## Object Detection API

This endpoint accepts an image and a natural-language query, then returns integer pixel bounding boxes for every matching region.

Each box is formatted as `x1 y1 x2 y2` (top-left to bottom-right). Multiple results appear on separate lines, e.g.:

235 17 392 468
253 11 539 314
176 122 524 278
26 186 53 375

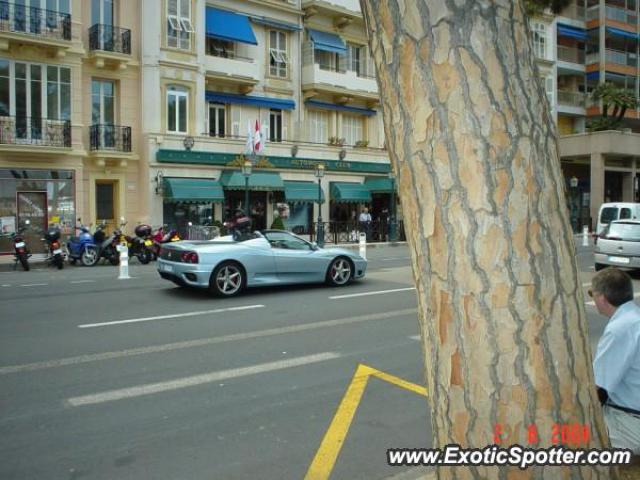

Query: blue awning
586 71 599 81
606 27 639 41
305 100 376 117
205 92 296 110
308 29 346 55
205 7 257 45
250 16 301 32
605 71 630 81
557 24 587 41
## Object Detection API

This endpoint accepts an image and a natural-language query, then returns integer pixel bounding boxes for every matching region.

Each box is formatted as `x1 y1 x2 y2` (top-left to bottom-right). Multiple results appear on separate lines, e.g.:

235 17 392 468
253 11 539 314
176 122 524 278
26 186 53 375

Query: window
96 182 115 220
269 109 282 142
341 115 363 146
316 50 340 72
167 0 191 50
348 43 364 76
208 102 225 137
269 30 288 77
264 231 311 250
167 86 188 133
308 110 328 144
532 22 547 59
206 38 235 58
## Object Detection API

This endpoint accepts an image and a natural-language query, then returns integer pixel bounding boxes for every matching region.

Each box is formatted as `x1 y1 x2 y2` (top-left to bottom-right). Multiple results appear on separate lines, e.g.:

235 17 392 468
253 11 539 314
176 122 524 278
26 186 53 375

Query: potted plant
354 140 369 148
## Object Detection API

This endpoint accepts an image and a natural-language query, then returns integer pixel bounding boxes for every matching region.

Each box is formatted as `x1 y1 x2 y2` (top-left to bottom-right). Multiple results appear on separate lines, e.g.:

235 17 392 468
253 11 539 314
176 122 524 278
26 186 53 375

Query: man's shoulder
608 302 640 333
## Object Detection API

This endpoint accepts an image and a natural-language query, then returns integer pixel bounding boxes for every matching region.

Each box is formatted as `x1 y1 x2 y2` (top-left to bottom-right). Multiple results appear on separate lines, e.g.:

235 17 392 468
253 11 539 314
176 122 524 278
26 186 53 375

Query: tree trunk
360 1 612 478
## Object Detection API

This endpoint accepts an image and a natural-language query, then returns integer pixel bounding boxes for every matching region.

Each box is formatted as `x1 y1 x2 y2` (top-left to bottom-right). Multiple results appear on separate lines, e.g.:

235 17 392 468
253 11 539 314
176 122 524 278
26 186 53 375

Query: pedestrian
590 267 640 455
358 207 372 241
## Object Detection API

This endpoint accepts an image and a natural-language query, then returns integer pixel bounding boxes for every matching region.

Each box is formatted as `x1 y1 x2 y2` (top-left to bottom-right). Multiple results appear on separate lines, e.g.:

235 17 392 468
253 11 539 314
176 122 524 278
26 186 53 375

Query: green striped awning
220 171 284 191
163 177 225 203
283 181 325 203
364 176 395 193
330 182 372 203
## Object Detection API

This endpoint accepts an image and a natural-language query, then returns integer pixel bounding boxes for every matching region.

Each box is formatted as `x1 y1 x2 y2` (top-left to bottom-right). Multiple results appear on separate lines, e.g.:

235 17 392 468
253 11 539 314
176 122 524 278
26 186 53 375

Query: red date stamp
494 423 590 447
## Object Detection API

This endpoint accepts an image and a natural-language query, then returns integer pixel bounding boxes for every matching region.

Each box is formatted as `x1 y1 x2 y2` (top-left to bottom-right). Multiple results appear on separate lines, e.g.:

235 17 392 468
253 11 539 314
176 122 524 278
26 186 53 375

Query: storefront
162 177 224 237
0 168 76 254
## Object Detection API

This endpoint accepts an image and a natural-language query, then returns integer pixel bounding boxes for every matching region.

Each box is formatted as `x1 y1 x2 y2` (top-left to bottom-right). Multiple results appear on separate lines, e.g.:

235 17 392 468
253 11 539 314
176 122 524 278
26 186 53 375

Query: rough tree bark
360 1 612 478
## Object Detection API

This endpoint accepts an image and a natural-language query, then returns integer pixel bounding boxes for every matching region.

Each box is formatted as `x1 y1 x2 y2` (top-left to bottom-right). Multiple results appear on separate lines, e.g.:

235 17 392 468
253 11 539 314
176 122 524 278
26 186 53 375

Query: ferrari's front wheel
326 257 353 286
210 261 245 297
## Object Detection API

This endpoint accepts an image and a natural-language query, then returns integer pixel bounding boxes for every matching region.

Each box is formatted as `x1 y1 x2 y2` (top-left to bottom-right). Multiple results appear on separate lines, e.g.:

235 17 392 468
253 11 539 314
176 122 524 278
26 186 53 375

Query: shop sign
156 150 390 174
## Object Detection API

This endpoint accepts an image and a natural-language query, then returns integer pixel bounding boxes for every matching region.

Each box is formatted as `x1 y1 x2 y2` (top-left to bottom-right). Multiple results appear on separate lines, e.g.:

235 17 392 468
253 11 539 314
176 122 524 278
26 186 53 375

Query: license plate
53 248 62 255
15 242 25 248
608 256 630 264
144 240 153 246
161 263 173 272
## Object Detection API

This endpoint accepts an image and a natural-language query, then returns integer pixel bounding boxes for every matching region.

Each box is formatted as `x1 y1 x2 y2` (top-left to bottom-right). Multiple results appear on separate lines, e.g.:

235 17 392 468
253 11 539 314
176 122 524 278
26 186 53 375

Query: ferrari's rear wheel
326 257 353 286
210 261 245 297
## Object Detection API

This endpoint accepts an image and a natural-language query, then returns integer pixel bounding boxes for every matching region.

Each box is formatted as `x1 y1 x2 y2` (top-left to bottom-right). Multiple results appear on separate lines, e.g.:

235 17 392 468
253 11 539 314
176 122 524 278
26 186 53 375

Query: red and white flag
253 119 262 154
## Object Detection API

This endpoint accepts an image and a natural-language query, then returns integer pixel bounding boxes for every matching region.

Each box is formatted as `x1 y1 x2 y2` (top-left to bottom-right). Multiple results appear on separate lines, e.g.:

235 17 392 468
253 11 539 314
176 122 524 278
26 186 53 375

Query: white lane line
1 284 10 287
380 257 410 261
78 304 265 329
20 283 48 287
66 352 341 407
409 335 421 341
70 280 96 284
585 291 640 306
330 287 416 299
1 308 417 375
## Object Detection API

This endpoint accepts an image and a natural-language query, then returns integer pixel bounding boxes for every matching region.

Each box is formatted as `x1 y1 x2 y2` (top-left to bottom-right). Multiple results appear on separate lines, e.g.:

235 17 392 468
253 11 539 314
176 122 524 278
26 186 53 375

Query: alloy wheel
215 264 243 295
330 258 352 285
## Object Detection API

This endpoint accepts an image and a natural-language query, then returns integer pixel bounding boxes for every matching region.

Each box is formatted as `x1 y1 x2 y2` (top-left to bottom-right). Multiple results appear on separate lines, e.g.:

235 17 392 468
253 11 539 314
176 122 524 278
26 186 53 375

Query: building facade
142 0 398 242
0 0 141 253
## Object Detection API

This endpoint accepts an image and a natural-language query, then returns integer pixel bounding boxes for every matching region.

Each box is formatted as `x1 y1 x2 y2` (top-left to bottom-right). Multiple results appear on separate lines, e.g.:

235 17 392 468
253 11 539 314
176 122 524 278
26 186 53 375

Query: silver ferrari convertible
157 230 367 296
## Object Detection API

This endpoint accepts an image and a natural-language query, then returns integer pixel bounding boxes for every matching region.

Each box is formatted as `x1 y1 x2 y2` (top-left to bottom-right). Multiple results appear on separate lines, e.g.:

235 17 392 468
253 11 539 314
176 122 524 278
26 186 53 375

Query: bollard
359 232 367 260
582 226 589 247
117 243 130 280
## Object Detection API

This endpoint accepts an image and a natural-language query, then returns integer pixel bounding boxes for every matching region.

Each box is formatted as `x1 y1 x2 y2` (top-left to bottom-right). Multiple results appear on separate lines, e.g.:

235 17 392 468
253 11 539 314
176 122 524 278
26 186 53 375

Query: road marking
380 257 410 261
70 280 96 284
20 283 48 287
329 287 415 299
305 364 427 480
77 304 265 328
1 284 10 287
585 291 640 306
66 352 341 407
0 308 417 375
408 335 420 341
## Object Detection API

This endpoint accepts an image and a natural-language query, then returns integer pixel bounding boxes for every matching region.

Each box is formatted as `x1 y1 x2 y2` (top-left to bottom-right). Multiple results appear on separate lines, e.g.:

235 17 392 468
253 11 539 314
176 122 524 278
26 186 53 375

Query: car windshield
600 207 618 224
606 223 640 241
263 231 311 250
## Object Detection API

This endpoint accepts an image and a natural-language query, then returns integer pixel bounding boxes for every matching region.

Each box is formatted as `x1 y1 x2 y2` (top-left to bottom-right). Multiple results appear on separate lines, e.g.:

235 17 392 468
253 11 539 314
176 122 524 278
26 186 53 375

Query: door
91 79 115 148
91 0 114 50
17 191 47 253
263 231 326 283
95 180 117 232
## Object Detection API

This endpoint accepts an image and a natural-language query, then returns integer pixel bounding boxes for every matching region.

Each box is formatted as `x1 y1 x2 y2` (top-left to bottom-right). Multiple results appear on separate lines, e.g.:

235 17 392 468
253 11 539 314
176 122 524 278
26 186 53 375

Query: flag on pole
245 120 254 155
253 119 262 154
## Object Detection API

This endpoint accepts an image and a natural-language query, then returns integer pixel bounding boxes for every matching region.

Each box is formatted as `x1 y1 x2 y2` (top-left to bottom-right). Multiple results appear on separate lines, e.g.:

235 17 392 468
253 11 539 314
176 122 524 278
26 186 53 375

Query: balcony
0 116 70 148
90 124 132 153
302 0 361 29
559 2 586 21
87 24 133 69
204 49 260 91
0 1 70 55
558 46 585 64
605 48 638 67
605 4 637 24
558 90 587 108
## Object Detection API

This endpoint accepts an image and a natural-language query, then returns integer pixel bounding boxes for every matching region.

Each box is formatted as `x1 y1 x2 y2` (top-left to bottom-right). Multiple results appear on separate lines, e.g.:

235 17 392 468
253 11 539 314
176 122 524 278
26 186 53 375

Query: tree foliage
589 82 639 131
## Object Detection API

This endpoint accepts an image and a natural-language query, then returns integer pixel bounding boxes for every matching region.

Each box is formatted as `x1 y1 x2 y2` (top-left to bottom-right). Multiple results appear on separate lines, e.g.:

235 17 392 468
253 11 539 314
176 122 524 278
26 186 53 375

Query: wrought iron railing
186 225 220 240
0 116 71 147
89 124 132 152
0 1 71 41
309 220 406 244
88 24 131 55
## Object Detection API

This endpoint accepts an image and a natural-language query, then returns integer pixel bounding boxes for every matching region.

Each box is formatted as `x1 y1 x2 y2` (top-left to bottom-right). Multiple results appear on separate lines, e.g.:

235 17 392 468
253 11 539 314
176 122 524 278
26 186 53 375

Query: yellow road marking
304 364 427 480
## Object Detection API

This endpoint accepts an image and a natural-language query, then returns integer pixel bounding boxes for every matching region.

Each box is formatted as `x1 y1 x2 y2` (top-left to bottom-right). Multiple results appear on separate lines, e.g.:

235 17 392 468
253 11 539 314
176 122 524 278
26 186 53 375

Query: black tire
325 257 353 286
137 251 151 265
209 261 245 297
19 253 29 271
81 246 99 267
55 254 64 269
109 254 119 266
595 263 606 271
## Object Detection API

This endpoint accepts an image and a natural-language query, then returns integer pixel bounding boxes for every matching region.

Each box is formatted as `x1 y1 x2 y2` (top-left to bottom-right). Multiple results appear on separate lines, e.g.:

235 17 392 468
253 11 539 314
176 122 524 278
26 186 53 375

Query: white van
596 202 640 234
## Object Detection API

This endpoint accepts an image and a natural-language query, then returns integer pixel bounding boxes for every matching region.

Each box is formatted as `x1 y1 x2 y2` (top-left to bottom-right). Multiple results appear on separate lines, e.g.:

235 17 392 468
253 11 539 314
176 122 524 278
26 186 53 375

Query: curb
333 241 408 249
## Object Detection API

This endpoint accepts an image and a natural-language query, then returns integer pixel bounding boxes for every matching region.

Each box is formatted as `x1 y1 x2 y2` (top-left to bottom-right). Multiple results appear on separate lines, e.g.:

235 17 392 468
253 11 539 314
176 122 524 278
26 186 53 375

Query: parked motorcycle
151 225 181 259
66 222 102 266
127 224 154 264
5 223 31 271
43 227 64 269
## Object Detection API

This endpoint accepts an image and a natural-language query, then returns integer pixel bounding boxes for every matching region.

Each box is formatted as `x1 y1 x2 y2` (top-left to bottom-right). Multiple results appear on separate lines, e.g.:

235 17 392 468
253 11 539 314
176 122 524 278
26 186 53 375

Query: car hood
322 246 364 260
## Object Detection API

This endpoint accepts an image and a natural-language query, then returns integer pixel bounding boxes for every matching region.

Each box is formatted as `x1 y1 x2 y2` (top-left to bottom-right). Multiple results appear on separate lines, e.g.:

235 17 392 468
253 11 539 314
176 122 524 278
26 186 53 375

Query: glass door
17 191 47 253
91 0 113 50
91 79 115 149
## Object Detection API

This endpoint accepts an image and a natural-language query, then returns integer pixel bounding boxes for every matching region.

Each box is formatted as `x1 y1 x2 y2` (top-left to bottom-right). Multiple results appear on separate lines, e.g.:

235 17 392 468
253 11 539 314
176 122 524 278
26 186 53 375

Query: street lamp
242 160 252 215
569 176 579 232
315 163 325 247
388 170 397 242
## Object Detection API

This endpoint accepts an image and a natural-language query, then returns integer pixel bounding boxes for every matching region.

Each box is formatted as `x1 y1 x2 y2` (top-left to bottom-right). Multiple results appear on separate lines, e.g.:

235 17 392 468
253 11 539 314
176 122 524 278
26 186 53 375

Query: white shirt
593 300 640 411
359 212 371 222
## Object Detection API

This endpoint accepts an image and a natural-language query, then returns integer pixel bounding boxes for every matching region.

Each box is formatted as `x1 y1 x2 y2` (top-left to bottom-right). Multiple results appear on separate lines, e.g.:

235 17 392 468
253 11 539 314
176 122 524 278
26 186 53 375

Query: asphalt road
0 240 624 480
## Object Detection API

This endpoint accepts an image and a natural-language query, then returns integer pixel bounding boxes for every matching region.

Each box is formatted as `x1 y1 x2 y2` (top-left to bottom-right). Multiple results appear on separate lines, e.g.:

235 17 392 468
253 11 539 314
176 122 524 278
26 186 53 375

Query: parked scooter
5 220 31 271
127 224 154 264
151 225 181 259
43 226 64 269
66 221 102 266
